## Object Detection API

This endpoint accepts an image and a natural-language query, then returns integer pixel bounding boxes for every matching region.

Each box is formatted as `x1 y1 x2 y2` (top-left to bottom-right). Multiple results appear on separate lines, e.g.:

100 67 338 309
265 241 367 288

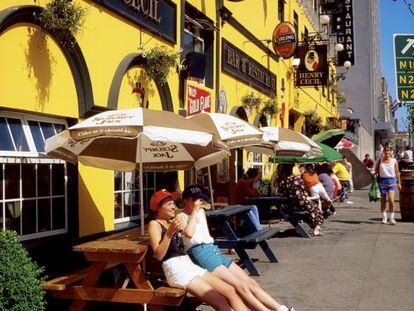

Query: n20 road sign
394 34 414 104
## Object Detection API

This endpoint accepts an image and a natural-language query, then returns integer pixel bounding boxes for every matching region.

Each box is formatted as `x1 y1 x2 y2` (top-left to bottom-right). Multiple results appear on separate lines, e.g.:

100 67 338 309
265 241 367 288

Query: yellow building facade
0 0 338 248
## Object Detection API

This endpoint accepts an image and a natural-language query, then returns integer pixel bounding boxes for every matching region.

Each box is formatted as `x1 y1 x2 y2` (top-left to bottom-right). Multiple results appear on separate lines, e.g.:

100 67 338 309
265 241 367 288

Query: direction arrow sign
394 34 414 104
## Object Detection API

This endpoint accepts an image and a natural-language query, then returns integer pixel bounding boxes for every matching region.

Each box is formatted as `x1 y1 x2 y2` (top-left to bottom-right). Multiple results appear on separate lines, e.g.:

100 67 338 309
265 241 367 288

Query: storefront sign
222 39 276 96
91 0 176 43
185 80 212 116
218 89 228 114
272 22 297 59
335 0 355 66
295 44 328 87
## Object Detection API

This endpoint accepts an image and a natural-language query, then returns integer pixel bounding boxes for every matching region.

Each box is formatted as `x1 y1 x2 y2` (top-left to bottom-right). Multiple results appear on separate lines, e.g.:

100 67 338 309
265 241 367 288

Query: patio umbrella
312 129 346 148
45 107 229 234
188 112 264 148
246 126 322 157
188 112 265 207
271 142 343 164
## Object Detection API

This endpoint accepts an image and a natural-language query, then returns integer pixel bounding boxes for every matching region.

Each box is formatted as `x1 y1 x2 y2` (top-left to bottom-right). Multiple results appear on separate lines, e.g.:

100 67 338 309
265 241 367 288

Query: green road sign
394 34 414 104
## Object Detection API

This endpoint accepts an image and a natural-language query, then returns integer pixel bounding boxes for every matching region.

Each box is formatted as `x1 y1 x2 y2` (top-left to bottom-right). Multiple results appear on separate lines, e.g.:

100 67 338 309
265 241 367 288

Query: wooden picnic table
206 205 279 276
247 195 288 224
41 228 186 311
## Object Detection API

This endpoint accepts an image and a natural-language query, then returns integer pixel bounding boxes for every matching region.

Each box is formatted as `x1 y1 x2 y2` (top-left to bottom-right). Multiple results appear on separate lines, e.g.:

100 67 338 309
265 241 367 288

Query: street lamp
335 61 352 81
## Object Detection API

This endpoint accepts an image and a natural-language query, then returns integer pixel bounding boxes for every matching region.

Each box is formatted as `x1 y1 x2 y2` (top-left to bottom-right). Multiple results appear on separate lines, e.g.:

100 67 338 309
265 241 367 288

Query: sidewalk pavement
203 189 414 311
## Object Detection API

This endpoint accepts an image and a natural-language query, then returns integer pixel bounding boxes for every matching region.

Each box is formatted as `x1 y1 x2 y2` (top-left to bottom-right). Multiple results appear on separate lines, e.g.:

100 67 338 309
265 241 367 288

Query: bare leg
228 263 281 311
186 276 233 311
201 272 249 311
212 265 270 311
388 190 395 213
380 193 387 213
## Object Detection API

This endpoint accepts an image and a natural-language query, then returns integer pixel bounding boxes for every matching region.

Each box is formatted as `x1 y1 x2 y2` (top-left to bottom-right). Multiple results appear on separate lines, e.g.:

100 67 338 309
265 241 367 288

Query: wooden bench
278 208 313 238
41 228 188 310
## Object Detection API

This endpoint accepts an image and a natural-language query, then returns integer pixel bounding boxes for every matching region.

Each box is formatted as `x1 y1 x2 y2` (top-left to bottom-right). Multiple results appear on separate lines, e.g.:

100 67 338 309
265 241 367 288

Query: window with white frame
114 171 156 224
252 153 264 172
183 15 205 56
0 111 68 241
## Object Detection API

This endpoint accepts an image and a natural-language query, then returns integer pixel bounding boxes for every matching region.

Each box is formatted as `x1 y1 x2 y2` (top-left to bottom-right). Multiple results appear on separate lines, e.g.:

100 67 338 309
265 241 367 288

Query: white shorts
310 183 331 202
162 255 207 289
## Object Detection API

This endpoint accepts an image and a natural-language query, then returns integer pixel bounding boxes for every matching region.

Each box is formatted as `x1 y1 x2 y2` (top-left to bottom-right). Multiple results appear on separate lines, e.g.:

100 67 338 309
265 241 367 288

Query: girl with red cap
148 189 248 311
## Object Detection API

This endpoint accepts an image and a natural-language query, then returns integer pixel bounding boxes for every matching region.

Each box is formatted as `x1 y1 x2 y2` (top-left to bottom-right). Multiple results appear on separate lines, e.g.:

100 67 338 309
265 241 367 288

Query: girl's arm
183 206 201 238
148 220 179 261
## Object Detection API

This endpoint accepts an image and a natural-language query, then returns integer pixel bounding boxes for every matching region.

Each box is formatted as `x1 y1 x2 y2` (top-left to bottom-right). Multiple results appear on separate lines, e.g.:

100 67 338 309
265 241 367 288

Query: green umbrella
271 142 343 164
312 129 346 148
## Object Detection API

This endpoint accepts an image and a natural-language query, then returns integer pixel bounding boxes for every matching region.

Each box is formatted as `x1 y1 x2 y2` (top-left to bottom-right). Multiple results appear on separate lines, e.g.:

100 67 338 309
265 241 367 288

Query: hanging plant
241 92 262 113
260 98 279 117
142 46 179 85
304 110 322 137
39 0 87 39
332 84 347 105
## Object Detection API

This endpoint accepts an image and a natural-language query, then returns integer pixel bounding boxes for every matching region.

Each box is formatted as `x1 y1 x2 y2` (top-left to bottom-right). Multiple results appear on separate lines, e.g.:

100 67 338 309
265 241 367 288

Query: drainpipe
215 0 223 112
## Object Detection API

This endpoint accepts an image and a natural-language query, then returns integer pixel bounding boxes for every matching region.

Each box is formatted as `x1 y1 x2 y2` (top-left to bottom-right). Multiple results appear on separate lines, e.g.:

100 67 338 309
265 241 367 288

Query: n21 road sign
394 34 414 104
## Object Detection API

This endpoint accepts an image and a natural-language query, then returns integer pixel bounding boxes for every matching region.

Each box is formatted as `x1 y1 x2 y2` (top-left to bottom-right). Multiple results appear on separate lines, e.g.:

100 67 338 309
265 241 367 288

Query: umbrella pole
138 134 144 236
207 166 215 210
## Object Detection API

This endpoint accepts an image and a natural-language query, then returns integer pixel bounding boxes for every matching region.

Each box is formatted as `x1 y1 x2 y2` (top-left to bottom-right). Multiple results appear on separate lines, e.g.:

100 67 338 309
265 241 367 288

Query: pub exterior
0 0 338 271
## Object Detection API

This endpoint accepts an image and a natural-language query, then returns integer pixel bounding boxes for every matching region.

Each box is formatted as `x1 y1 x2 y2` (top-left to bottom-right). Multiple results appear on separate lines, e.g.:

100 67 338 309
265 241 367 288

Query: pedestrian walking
374 145 401 225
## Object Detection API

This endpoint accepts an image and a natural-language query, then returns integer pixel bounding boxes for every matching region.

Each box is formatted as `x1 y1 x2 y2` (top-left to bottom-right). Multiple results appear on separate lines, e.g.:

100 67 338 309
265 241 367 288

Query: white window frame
0 111 68 241
0 111 67 157
114 171 156 224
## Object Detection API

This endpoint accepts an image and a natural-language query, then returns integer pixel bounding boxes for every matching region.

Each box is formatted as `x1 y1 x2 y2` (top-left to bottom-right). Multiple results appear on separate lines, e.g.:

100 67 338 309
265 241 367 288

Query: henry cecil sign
91 0 176 43
272 22 297 59
185 80 212 116
295 44 328 87
222 39 276 96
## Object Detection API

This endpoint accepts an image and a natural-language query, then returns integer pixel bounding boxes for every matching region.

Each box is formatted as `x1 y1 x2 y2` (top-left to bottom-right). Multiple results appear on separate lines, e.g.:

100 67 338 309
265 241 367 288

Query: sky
380 0 414 131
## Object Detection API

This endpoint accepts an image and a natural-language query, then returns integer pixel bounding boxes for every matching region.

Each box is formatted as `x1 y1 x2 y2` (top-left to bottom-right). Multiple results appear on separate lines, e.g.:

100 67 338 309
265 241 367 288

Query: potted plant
260 98 279 118
39 0 87 41
241 92 261 114
333 84 347 105
304 110 322 137
142 46 180 85
0 230 46 310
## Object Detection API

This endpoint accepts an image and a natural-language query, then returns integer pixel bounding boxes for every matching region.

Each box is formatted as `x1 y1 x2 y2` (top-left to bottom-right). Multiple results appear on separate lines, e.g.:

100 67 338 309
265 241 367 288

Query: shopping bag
368 178 381 202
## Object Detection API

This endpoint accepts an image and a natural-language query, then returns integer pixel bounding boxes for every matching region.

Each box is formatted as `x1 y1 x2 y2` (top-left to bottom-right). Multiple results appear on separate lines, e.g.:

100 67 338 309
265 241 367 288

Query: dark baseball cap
182 185 209 201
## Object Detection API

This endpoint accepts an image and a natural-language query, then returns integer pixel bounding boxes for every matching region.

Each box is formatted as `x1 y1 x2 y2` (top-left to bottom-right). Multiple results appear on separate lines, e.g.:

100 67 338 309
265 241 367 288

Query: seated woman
277 164 324 236
180 185 294 311
302 164 332 208
235 168 262 230
148 189 248 311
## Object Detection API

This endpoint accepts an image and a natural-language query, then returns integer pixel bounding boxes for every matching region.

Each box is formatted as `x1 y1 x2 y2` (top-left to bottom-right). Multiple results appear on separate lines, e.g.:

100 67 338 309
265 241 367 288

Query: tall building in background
338 0 383 160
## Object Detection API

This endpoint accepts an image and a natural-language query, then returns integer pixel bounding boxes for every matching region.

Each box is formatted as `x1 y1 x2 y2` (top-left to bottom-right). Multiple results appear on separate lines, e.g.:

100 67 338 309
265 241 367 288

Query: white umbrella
188 112 265 207
188 112 264 148
246 126 322 157
45 108 229 233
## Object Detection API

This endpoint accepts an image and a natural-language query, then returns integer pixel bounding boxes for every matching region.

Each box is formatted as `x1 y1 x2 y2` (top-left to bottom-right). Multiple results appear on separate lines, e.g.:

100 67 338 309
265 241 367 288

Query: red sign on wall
185 81 212 116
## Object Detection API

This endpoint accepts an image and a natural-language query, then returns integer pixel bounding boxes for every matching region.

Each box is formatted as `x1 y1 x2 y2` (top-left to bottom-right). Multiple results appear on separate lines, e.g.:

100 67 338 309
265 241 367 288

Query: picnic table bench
41 228 186 310
206 205 279 276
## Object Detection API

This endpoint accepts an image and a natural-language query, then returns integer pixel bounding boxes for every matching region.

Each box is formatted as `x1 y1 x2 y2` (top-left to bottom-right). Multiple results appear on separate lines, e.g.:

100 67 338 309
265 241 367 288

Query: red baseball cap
150 189 173 211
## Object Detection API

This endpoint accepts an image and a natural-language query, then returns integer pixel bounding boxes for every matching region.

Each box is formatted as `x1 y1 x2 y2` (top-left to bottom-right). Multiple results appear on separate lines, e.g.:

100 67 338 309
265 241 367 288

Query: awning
311 129 346 148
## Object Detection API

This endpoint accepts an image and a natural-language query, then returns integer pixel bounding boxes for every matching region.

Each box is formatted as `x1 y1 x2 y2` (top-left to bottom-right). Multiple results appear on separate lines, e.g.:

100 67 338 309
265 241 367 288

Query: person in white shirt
374 145 401 225
403 146 413 163
180 185 295 311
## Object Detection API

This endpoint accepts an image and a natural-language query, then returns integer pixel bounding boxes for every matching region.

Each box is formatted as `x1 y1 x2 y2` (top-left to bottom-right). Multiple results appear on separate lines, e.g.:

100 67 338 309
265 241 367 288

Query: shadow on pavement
330 220 377 225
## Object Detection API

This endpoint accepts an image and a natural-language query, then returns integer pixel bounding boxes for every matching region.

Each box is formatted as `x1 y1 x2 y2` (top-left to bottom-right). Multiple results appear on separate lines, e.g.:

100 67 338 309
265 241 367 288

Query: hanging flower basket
304 110 322 137
241 92 261 114
39 0 87 39
260 98 279 117
142 46 179 85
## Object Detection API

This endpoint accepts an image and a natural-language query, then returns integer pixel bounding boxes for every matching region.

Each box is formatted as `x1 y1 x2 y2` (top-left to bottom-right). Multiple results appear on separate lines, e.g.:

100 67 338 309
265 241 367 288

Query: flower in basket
39 0 87 38
142 46 180 85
